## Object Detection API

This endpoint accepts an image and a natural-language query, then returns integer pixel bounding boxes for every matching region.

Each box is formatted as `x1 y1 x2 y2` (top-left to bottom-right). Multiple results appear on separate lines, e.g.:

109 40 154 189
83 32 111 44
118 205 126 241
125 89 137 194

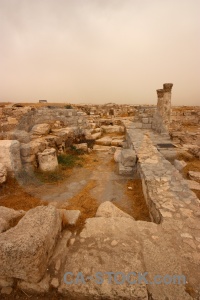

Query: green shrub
65 104 73 109
58 153 83 168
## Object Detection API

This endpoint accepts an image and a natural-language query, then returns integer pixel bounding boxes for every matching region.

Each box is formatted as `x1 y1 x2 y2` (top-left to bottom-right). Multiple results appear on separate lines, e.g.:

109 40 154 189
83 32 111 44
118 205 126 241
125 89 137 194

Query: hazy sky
0 0 199 105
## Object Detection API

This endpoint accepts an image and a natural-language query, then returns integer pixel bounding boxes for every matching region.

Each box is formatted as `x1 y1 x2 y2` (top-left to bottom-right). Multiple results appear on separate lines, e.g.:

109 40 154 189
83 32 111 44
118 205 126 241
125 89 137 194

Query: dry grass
181 159 200 179
61 180 98 231
115 179 151 222
0 177 48 211
180 158 200 200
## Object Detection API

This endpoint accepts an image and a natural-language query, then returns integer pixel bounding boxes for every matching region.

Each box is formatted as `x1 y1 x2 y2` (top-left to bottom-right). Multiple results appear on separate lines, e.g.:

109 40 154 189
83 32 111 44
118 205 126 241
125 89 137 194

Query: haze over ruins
0 1 200 300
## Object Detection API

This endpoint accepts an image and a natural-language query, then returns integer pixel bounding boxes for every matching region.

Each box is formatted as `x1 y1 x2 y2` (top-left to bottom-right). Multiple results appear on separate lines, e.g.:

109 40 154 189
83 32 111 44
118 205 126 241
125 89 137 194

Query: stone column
163 83 173 129
156 89 165 116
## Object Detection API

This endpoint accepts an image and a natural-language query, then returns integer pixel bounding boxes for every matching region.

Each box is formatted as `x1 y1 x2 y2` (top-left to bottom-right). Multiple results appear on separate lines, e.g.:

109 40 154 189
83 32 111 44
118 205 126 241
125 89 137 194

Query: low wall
125 126 199 224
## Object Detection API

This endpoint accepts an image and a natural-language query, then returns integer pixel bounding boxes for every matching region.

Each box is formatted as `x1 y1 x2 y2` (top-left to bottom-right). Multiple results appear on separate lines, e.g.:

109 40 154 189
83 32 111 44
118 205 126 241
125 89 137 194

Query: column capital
163 83 173 92
156 89 164 98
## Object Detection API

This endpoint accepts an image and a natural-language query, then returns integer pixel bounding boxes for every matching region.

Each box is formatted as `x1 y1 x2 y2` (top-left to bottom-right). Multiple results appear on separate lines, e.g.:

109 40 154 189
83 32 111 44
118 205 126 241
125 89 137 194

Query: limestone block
0 164 7 184
17 274 50 294
11 130 30 143
37 148 58 172
7 117 18 125
0 206 61 283
59 217 148 299
118 163 133 175
114 149 122 163
188 171 200 182
121 149 137 167
0 140 22 175
111 139 123 147
101 125 124 134
96 201 134 219
73 143 88 153
142 124 152 129
59 209 80 226
95 137 112 146
185 180 200 191
0 277 14 288
0 219 9 234
0 206 25 225
31 123 51 136
174 159 187 171
91 132 102 140
142 117 148 124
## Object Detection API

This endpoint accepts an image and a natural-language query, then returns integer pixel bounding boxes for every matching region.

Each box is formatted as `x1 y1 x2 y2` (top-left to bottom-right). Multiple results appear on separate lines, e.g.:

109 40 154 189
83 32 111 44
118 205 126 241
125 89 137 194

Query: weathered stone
96 201 133 219
111 139 123 147
59 209 80 226
114 149 122 163
7 117 17 125
91 132 102 140
31 123 51 136
0 277 14 288
101 125 124 134
185 179 200 190
0 163 7 184
0 206 61 283
0 206 25 225
1 286 13 295
18 274 50 294
37 148 58 172
51 278 59 289
20 140 46 157
0 140 22 175
59 217 148 299
118 163 133 175
73 143 88 153
121 149 136 167
95 137 112 146
188 171 200 182
0 219 9 234
11 130 30 143
174 159 187 171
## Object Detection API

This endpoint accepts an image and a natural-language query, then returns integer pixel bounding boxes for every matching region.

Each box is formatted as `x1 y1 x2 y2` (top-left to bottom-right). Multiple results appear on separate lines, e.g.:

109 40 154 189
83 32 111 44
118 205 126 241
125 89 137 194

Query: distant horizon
1 100 199 108
0 1 199 106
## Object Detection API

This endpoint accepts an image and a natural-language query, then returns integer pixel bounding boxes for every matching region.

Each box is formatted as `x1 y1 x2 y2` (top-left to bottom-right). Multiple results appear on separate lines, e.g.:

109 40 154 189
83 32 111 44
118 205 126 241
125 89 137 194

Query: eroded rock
0 206 61 283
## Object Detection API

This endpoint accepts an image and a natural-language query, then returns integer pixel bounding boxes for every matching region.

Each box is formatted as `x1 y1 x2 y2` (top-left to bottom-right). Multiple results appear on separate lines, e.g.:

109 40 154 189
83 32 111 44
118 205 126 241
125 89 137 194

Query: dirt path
0 150 150 222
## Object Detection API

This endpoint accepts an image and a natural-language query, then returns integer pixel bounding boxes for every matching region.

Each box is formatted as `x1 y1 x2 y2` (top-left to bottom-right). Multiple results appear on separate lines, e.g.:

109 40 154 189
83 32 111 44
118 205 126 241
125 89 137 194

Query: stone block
0 164 7 184
37 148 58 172
142 124 152 129
111 139 123 147
188 171 200 182
118 163 133 175
73 143 88 153
114 149 122 163
174 159 187 171
91 132 101 140
121 149 137 167
0 206 61 283
95 137 112 146
31 123 51 136
96 201 134 219
0 140 22 175
142 117 149 124
59 209 80 226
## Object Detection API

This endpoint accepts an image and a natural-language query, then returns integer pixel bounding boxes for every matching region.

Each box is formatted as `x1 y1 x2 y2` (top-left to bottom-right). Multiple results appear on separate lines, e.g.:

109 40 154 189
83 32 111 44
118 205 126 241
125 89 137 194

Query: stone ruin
0 85 200 299
152 83 173 134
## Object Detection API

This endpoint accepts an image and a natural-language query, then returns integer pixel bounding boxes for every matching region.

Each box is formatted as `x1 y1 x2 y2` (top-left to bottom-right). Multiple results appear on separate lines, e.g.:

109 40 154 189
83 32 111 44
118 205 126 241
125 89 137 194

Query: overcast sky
0 0 199 105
